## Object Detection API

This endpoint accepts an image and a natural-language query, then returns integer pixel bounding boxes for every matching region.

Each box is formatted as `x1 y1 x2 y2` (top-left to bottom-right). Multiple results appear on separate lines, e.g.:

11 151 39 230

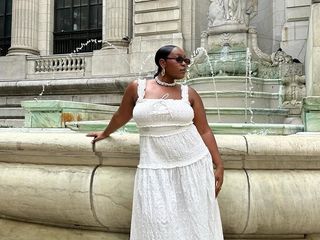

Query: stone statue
271 48 293 66
283 75 306 104
208 0 257 28
208 0 226 27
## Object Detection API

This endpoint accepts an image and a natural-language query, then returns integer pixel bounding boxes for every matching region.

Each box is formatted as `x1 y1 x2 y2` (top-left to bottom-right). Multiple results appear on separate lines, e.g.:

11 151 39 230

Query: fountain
180 0 304 135
1 1 320 240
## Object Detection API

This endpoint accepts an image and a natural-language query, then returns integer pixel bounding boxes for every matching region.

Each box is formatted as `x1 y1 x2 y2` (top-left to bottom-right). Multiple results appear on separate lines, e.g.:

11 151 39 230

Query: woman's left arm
189 87 224 196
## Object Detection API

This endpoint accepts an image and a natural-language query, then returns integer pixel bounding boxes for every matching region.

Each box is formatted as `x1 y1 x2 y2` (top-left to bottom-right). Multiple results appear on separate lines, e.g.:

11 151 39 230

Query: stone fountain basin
189 57 259 77
0 128 320 239
65 120 303 136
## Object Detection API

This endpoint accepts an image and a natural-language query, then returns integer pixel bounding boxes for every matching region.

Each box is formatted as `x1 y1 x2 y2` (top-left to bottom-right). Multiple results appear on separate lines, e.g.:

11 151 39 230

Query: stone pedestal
302 96 320 131
21 100 117 128
205 0 258 51
8 0 40 55
206 25 249 51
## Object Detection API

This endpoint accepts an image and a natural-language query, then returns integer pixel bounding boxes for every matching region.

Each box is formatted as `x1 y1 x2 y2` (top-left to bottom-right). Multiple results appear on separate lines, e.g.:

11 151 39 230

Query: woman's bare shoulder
123 80 140 101
125 80 139 92
186 85 201 105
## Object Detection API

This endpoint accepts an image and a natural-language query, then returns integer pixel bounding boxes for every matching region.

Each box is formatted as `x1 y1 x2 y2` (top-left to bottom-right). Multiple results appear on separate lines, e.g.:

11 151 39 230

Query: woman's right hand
86 132 109 144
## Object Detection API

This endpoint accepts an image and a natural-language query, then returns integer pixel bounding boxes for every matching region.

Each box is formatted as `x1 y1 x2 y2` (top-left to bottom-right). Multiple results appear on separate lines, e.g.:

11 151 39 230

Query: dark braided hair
154 45 177 78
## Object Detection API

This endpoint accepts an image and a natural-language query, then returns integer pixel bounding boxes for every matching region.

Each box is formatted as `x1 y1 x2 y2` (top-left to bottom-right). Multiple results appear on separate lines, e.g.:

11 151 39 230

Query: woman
87 45 224 239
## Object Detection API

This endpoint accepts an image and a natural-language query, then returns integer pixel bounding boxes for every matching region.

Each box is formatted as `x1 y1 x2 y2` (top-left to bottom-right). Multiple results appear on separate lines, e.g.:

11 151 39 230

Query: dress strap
137 79 146 101
181 84 189 102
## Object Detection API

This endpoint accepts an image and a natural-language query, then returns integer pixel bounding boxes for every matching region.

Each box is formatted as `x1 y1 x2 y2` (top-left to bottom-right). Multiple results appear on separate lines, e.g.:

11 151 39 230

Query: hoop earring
161 68 166 77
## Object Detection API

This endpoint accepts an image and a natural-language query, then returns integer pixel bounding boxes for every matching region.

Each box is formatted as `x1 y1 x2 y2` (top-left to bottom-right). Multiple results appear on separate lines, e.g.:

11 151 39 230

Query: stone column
305 1 320 95
8 0 40 55
102 0 131 49
303 1 320 131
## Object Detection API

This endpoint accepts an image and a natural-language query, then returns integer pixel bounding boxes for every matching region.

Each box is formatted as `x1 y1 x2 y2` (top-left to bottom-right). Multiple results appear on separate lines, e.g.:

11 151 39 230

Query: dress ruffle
130 157 224 240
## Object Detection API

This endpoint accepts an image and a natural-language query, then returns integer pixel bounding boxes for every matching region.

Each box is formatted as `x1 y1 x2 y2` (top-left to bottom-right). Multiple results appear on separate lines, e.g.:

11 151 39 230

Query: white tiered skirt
129 155 224 240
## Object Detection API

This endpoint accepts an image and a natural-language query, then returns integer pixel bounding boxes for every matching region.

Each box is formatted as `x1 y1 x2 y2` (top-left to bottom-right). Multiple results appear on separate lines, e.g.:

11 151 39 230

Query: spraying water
220 43 232 62
190 47 221 121
138 54 154 80
34 81 51 101
245 47 254 123
70 39 102 55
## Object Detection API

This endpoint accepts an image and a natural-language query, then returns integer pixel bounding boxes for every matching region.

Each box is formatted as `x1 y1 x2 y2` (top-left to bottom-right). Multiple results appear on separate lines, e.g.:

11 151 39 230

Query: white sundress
130 79 224 240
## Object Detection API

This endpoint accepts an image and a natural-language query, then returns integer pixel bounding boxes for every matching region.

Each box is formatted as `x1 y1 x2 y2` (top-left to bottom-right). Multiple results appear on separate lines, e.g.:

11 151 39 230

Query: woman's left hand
86 131 109 144
214 165 224 197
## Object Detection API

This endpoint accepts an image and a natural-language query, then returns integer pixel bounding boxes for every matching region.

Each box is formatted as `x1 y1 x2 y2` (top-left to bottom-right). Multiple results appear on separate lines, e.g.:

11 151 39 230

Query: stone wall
280 0 311 62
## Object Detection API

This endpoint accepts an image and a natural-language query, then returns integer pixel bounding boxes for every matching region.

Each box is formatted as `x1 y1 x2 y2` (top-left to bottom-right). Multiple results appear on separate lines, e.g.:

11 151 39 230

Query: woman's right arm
86 80 138 143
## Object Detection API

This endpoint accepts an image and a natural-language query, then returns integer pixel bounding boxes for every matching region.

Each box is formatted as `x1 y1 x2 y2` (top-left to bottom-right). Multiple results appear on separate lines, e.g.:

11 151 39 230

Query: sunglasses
166 56 191 65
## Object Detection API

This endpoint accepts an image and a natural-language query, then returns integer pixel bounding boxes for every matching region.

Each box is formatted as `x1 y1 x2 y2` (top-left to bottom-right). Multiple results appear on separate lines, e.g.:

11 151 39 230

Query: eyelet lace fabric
130 79 224 240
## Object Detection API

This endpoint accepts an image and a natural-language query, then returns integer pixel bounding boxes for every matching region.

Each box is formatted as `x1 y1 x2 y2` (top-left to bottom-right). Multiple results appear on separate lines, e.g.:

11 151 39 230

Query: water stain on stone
61 112 75 124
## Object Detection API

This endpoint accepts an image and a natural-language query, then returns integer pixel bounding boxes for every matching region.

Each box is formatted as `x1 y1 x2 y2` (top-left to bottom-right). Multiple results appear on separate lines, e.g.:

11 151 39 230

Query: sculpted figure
208 0 227 27
208 0 257 27
271 48 293 66
229 0 247 23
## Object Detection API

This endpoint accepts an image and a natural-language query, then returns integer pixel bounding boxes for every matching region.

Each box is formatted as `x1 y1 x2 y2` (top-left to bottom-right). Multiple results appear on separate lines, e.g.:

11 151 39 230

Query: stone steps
186 76 282 93
0 107 25 119
199 91 282 109
0 119 24 128
0 107 25 127
205 107 289 124
187 76 288 124
0 75 288 126
0 93 122 106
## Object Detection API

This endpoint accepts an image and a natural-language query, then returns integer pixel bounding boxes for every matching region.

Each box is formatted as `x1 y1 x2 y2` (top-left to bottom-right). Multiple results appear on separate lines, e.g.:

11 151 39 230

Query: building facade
0 0 314 72
0 0 318 128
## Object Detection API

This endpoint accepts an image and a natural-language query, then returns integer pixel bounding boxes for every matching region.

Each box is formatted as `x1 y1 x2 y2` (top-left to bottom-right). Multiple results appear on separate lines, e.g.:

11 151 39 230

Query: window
0 0 12 56
54 0 102 54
